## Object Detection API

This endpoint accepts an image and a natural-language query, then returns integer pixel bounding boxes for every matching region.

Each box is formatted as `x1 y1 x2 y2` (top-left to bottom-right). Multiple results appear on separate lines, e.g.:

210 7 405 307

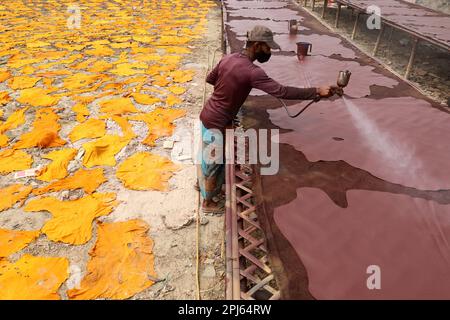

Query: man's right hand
316 86 333 98
316 85 343 98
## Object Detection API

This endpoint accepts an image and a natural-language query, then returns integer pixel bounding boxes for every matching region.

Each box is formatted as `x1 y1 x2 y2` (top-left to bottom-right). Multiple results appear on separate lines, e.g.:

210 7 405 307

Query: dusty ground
129 7 225 300
303 2 450 106
132 7 226 299
0 1 224 300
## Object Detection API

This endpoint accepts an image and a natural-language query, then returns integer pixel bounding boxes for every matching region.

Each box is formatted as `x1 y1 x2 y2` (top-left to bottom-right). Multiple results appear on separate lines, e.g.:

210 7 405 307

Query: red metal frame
225 131 280 300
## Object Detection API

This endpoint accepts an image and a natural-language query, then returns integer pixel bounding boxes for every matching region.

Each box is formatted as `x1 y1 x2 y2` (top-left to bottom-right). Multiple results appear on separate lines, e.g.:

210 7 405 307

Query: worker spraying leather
198 25 343 214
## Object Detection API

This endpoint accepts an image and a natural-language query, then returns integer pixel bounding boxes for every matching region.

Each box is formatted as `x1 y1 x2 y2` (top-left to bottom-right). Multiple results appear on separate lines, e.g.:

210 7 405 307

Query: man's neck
241 48 256 62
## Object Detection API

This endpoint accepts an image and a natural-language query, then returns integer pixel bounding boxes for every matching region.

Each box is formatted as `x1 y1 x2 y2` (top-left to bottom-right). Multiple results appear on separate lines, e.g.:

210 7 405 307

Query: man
198 25 341 214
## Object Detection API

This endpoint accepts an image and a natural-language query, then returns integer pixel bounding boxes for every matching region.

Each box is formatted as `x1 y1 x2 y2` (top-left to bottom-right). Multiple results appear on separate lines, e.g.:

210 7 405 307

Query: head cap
247 25 281 50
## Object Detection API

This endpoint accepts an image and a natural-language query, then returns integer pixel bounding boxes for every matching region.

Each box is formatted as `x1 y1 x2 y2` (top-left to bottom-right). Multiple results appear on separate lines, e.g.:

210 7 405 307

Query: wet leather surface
224 0 450 299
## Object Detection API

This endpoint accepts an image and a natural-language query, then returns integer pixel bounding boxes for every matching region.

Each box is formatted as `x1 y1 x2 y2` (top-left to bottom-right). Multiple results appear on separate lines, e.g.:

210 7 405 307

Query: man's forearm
282 86 318 100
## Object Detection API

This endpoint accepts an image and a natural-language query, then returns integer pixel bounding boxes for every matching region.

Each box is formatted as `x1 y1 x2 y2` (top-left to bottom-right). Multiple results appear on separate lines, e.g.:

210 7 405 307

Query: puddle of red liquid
269 96 450 190
274 187 450 299
225 0 450 299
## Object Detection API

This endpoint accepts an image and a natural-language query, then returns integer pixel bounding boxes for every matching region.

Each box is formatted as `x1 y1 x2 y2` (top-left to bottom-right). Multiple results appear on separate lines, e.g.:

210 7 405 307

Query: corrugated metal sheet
336 0 450 50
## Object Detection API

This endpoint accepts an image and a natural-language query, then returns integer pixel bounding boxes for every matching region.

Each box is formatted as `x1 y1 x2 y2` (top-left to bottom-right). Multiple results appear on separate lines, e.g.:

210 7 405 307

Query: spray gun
280 70 351 118
337 70 351 93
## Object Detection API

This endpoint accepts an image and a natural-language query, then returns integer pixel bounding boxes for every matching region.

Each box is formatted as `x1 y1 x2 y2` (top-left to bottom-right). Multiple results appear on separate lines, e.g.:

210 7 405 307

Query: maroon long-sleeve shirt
200 52 317 130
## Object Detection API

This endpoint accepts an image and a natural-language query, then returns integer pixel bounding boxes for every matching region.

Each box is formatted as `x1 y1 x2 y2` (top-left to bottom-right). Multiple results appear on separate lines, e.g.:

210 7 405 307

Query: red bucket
296 42 312 59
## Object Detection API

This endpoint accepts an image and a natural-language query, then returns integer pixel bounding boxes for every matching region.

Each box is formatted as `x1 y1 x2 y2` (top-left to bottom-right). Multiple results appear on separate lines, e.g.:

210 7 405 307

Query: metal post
335 3 342 28
322 0 328 18
225 132 234 300
351 12 360 40
372 23 385 56
230 144 240 300
312 0 316 11
405 37 419 79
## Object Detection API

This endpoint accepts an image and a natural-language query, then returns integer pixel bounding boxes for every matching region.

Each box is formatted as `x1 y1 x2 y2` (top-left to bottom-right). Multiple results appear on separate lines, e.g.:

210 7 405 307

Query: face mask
255 50 271 63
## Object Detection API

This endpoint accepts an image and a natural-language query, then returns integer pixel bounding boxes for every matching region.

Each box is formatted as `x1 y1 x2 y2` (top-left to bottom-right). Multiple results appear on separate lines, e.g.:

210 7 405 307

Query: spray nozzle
333 70 351 97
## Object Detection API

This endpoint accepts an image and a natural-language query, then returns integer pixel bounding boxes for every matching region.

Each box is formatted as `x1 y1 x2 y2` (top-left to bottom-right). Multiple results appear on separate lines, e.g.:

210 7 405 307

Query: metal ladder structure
224 131 280 300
